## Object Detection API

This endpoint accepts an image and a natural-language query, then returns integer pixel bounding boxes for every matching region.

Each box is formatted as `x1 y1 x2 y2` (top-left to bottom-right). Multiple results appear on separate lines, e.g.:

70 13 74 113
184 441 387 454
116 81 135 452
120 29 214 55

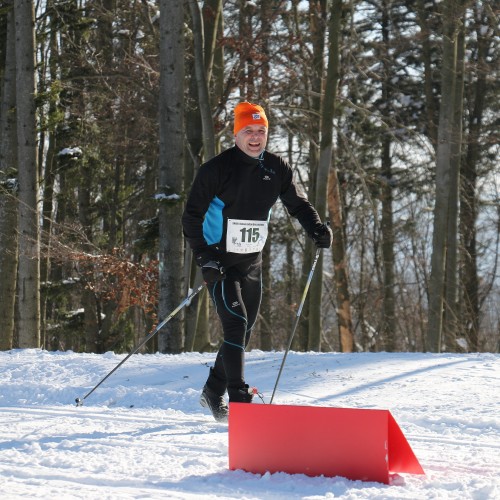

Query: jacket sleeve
278 159 323 235
182 161 219 257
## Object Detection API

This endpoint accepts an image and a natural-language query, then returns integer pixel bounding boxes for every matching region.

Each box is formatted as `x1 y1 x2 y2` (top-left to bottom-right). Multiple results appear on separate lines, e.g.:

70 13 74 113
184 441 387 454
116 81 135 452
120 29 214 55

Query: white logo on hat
252 113 261 120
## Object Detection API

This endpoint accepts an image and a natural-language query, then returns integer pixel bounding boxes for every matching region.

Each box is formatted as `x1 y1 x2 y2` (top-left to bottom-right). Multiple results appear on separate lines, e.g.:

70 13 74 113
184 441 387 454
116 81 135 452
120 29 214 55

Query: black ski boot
228 384 255 403
200 368 228 422
200 384 229 422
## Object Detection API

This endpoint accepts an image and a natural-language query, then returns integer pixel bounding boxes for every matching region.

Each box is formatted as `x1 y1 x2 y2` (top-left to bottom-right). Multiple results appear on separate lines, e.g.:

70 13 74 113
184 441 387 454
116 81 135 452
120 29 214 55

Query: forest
0 0 498 355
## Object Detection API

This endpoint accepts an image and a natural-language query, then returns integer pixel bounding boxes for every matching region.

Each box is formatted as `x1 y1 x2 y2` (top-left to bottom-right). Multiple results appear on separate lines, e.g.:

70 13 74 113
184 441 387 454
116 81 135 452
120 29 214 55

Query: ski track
0 350 498 499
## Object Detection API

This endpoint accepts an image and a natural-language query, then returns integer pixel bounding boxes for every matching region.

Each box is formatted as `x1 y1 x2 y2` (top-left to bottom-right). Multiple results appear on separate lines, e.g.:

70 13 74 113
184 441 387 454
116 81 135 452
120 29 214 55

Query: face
235 124 268 158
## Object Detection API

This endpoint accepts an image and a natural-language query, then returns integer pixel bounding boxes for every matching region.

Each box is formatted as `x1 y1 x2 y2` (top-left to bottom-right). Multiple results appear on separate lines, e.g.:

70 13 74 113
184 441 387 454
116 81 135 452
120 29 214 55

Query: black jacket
182 145 322 268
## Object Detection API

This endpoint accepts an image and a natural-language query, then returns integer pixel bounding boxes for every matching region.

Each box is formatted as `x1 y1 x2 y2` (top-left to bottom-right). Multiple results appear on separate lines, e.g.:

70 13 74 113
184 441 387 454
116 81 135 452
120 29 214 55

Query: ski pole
75 282 205 406
270 247 321 404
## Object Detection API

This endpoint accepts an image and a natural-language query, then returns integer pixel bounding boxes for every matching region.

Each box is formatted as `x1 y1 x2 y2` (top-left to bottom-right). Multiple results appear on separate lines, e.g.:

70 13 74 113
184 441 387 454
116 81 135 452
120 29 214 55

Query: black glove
195 250 216 268
201 260 226 283
311 223 333 248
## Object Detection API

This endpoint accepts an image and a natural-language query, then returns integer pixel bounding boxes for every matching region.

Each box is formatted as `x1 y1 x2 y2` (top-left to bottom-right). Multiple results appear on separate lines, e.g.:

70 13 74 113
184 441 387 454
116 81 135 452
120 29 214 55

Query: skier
182 102 332 422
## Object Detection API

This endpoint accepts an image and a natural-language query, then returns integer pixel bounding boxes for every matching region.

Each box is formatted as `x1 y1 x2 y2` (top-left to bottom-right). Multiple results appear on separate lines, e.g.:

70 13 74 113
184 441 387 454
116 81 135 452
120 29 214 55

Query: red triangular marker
228 403 424 484
387 412 425 475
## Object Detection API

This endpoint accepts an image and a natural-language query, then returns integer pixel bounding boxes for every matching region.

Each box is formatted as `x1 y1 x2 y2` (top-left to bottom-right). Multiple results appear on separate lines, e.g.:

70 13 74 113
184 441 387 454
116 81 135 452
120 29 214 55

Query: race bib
226 219 268 254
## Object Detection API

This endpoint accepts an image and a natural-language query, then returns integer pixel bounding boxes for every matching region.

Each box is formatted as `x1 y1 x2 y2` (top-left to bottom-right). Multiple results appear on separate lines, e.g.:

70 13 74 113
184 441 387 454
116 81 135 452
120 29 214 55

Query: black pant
207 259 262 391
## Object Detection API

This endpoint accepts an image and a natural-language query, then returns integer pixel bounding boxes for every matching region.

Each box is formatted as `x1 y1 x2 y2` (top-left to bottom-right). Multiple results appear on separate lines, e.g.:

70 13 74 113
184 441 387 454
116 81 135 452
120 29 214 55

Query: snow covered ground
0 349 498 499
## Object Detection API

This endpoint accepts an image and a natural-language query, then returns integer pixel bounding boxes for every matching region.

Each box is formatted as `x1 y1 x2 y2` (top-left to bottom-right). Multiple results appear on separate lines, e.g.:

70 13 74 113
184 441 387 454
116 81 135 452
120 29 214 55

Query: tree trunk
258 0 273 351
0 1 18 350
297 0 326 351
380 135 396 351
188 0 216 159
459 5 491 351
183 54 207 353
158 0 185 353
328 166 354 353
237 0 255 98
416 0 439 147
201 0 222 87
379 1 396 351
186 0 220 353
15 0 40 348
427 0 465 352
211 6 224 108
0 179 18 351
312 0 354 353
443 24 465 349
40 0 59 349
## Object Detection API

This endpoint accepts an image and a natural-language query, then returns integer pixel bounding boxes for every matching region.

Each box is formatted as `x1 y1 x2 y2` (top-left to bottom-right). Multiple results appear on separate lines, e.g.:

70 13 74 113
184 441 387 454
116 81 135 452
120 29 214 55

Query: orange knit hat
233 102 268 135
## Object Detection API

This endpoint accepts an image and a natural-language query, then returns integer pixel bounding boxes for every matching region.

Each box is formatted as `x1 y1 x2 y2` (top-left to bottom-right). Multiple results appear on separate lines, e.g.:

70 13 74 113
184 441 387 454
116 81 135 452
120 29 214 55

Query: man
182 102 332 422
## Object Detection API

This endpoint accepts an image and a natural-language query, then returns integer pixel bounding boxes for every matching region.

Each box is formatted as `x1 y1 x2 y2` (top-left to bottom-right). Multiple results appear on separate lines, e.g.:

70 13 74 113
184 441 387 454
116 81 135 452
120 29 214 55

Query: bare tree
188 0 216 159
294 0 327 352
184 0 223 353
15 0 40 347
0 0 18 350
443 23 465 348
378 0 396 351
258 0 273 351
158 0 186 353
322 0 354 352
427 0 467 352
459 3 497 351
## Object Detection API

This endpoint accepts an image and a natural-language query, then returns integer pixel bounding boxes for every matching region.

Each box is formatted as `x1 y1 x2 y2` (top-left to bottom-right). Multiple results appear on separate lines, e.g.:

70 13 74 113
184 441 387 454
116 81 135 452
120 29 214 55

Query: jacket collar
234 145 264 166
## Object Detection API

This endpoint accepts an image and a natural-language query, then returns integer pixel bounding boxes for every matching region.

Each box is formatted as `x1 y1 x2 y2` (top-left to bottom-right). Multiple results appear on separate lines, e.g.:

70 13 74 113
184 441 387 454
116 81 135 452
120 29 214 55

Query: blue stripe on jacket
203 196 225 245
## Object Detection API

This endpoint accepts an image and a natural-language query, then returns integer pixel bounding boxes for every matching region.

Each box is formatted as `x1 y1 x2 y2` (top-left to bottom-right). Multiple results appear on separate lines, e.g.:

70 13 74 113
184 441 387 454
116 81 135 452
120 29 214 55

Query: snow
154 193 181 201
0 349 498 499
57 147 82 158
